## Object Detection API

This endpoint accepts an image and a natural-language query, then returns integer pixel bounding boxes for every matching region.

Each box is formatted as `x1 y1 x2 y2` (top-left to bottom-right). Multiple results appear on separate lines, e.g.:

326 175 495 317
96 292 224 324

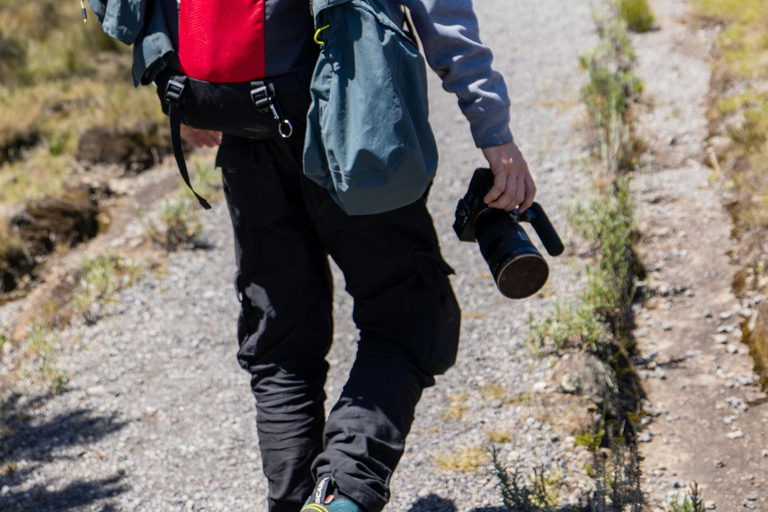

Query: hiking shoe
301 476 364 512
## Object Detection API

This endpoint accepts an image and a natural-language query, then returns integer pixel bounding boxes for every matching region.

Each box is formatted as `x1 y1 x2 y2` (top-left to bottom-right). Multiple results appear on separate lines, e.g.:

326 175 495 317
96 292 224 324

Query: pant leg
221 141 334 512
305 187 462 512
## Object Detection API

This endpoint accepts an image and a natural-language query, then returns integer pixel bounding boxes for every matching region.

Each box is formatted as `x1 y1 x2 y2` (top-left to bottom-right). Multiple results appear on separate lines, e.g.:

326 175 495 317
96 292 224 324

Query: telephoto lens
474 208 550 299
454 168 564 299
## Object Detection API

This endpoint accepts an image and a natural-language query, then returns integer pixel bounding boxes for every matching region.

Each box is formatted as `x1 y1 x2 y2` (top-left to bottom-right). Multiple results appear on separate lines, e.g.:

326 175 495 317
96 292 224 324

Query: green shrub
620 0 656 33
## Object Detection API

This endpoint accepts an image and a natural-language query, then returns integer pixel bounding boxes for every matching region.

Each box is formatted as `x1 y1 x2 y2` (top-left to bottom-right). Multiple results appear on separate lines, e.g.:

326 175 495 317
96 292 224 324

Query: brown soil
632 1 768 509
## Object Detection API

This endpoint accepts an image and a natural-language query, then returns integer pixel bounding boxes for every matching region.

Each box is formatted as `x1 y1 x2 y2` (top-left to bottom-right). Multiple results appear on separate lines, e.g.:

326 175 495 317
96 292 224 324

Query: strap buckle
165 78 186 107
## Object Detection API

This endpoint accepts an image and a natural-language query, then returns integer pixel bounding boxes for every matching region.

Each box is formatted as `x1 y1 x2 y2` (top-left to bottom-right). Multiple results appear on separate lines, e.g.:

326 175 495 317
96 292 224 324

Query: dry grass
0 0 162 211
435 445 487 472
443 392 470 420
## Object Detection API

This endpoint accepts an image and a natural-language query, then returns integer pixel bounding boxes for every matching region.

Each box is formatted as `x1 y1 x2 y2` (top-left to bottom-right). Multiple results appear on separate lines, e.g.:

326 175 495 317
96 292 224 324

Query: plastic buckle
165 79 185 107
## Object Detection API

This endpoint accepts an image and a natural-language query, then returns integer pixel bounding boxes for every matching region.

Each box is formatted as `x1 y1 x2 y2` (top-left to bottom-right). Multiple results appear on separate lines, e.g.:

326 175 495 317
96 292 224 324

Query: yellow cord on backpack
81 0 88 22
314 25 330 46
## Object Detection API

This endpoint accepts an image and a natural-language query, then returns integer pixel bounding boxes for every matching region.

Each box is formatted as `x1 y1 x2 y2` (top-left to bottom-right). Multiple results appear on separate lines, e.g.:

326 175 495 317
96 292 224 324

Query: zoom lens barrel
475 209 549 299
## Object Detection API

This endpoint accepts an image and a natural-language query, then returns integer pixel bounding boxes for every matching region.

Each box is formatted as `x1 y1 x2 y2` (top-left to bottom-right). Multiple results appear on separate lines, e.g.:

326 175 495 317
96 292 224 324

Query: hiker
88 0 536 511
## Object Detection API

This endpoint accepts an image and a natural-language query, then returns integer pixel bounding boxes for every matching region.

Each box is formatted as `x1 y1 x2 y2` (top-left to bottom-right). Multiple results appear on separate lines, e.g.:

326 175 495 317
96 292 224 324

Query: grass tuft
619 0 656 33
436 445 487 472
73 253 143 323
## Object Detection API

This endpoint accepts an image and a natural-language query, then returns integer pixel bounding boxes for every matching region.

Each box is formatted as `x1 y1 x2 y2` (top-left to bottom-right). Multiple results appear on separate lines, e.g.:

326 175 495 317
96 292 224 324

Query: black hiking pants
219 130 461 512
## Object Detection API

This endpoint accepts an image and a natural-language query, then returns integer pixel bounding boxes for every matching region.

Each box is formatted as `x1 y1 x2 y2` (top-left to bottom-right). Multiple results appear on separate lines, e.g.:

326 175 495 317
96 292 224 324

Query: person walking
89 0 536 510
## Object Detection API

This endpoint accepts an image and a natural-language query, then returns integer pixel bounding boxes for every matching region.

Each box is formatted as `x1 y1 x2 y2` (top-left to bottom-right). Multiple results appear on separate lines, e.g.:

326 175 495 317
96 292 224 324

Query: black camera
454 168 564 299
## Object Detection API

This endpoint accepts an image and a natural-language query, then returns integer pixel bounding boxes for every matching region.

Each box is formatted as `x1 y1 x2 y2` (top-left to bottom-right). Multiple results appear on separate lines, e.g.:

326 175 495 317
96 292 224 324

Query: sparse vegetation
580 10 646 173
73 253 143 323
490 446 563 511
436 445 487 472
20 323 68 393
443 392 470 420
520 4 646 510
140 194 204 251
668 483 704 512
691 0 768 386
619 0 656 33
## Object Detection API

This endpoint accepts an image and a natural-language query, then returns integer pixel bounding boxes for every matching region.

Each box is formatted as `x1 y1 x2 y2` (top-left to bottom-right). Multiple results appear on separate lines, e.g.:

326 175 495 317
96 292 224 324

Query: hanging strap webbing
165 76 212 210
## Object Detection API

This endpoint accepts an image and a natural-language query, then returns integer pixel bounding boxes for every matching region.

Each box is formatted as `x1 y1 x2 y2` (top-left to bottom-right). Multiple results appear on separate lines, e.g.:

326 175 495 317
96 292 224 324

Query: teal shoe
301 476 364 512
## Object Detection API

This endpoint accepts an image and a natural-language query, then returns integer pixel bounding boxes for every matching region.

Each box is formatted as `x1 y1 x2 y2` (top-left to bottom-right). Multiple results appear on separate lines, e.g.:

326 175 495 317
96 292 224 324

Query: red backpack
154 0 317 208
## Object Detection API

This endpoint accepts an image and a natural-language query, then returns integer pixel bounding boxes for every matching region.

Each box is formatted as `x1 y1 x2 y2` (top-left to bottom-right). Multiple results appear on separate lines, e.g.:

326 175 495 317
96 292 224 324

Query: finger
519 174 537 212
491 171 519 211
512 172 526 211
483 171 508 205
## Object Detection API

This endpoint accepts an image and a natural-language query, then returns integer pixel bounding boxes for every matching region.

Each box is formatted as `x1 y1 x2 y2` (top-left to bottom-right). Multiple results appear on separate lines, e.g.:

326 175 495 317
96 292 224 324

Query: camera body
454 168 564 299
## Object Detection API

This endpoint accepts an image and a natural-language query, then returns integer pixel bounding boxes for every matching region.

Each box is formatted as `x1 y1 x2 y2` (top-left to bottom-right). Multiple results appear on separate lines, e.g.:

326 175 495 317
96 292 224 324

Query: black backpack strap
165 75 212 210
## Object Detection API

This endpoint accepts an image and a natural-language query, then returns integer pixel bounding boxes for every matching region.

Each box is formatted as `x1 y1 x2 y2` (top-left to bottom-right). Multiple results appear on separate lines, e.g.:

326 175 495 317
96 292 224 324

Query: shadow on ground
407 493 584 512
0 392 129 511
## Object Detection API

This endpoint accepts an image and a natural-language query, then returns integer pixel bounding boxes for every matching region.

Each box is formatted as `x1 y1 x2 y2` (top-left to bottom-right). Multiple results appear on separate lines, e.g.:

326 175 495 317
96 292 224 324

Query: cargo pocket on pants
414 252 461 376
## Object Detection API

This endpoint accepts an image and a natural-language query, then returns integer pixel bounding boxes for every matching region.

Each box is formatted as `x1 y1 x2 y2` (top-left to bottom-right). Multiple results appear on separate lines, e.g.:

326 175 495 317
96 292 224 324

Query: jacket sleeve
400 0 512 148
88 0 174 86
87 0 146 45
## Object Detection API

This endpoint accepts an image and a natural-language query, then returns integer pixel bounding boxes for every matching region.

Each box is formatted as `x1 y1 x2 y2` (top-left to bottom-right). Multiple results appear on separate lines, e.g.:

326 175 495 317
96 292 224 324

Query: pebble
662 323 673 331
714 334 728 344
719 311 733 320
638 431 652 443
746 493 758 501
715 460 724 468
727 343 738 354
726 430 744 440
704 501 716 510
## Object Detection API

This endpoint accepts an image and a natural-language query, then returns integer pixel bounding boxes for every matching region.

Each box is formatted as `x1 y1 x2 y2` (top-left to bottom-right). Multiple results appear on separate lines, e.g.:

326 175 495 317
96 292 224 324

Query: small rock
638 431 652 443
86 386 106 396
727 344 739 354
746 493 758 501
762 449 768 457
720 311 733 320
704 309 713 318
717 325 735 333
655 368 667 380
665 413 681 422
671 478 686 488
723 416 735 425
726 430 744 439
686 350 695 358
532 381 547 391
715 459 724 468
663 323 673 331
704 500 716 510
714 334 728 344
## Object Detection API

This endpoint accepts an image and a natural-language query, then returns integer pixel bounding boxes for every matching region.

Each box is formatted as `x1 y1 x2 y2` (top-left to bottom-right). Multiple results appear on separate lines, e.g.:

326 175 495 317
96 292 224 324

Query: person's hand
180 125 222 148
481 140 536 212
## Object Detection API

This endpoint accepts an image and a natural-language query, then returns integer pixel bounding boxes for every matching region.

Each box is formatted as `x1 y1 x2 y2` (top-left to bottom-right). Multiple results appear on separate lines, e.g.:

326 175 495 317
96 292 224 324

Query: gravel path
631 0 768 509
0 1 599 511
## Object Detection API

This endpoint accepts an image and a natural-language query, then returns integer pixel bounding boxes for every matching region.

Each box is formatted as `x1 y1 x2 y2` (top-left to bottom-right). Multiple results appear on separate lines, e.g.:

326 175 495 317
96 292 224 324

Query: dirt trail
632 0 768 509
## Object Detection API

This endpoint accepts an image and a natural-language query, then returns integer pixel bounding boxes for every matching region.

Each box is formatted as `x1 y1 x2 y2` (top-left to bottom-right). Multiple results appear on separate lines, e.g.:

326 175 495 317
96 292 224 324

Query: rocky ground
631 0 768 510
1 0 765 511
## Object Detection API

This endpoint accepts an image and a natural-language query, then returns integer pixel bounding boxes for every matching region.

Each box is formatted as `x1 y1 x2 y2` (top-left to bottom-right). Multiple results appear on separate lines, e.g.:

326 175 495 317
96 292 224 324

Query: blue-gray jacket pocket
303 0 438 216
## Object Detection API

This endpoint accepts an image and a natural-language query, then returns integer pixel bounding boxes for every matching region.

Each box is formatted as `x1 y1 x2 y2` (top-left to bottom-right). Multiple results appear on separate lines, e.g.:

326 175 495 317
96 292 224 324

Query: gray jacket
88 0 512 147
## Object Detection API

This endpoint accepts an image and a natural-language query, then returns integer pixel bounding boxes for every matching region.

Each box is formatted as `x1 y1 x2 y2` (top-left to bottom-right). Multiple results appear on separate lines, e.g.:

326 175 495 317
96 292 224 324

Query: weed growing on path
140 194 204 252
490 446 563 511
518 3 647 510
73 253 143 323
436 445 487 473
619 0 656 33
667 483 704 512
